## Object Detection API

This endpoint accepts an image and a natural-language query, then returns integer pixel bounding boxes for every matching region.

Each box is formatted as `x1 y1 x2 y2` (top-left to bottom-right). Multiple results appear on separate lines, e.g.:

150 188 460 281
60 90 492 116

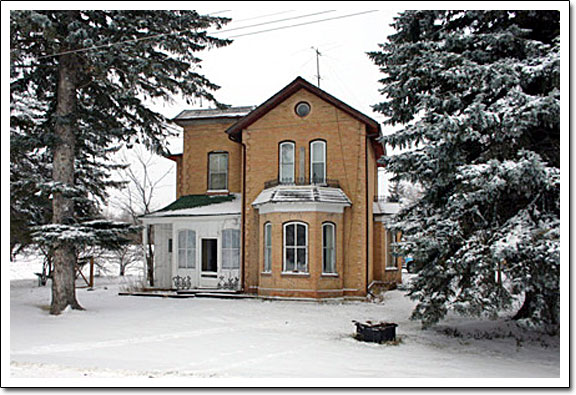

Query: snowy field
6 253 562 386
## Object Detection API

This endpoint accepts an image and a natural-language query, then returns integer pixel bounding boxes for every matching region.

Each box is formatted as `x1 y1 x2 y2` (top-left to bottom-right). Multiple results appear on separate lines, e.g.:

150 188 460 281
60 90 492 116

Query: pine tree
10 90 53 258
10 10 231 314
387 180 401 203
369 11 560 328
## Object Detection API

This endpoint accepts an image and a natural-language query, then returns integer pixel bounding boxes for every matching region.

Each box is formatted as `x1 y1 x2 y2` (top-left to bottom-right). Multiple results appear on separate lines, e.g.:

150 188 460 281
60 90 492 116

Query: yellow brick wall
179 121 242 196
367 137 377 287
173 156 183 199
243 88 373 297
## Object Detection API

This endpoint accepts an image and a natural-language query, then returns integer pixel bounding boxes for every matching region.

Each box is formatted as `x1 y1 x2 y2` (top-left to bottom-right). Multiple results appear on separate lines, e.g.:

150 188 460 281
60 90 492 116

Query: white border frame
282 221 308 273
321 222 337 275
263 222 272 273
310 140 326 184
279 141 295 183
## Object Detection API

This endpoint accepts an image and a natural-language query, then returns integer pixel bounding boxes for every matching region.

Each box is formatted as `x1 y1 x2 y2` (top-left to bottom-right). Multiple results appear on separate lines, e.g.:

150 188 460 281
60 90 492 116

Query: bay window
283 222 308 273
263 222 272 272
322 222 336 274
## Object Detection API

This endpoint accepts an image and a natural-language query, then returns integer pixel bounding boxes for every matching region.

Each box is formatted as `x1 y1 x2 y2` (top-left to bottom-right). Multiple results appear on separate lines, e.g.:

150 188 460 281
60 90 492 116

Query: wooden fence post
89 256 94 288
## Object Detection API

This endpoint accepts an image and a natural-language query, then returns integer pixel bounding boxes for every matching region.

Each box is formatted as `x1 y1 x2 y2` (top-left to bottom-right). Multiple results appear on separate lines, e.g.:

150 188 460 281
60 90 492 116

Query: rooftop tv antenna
311 46 322 88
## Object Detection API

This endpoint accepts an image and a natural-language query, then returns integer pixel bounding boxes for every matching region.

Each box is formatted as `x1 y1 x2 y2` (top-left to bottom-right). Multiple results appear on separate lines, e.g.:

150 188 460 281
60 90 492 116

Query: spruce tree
10 10 231 314
369 11 560 328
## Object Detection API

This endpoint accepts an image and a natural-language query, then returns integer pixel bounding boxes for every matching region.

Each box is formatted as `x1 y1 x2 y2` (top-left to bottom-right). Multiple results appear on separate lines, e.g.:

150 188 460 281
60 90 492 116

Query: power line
234 10 295 22
213 10 335 36
31 10 336 60
227 10 378 39
207 10 232 16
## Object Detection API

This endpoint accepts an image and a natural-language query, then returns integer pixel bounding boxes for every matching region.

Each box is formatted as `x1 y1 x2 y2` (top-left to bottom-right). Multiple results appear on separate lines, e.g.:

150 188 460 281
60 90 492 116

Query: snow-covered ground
6 253 563 386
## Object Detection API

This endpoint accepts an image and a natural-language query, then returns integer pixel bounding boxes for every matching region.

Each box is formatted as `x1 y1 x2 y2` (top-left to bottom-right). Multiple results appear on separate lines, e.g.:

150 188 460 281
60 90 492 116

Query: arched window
178 230 196 269
310 140 326 184
283 222 308 273
279 141 295 184
263 222 272 272
322 223 336 274
208 152 228 191
222 229 240 269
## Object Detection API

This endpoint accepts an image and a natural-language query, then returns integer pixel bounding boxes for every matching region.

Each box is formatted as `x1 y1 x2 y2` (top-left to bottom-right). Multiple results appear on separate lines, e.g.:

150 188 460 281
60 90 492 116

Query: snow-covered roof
373 201 401 216
252 185 351 207
143 194 241 218
173 106 255 121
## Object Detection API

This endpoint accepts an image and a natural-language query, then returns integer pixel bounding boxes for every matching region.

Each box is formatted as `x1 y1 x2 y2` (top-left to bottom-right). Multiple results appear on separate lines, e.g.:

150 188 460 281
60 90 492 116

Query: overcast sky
113 4 404 214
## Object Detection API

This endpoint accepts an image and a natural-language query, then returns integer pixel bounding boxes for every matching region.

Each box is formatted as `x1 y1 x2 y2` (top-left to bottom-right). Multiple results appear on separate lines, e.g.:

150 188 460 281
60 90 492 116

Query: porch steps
176 289 240 295
118 292 195 298
177 289 256 300
193 292 256 299
118 289 255 300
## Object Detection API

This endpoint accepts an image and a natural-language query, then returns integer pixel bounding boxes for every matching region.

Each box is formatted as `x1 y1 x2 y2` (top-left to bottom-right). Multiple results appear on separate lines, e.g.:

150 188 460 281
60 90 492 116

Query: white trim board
257 202 347 214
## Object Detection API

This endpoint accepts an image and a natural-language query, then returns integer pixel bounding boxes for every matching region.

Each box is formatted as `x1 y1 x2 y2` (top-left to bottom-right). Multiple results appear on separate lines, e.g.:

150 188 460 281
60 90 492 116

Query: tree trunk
50 39 83 315
512 291 534 321
513 290 559 327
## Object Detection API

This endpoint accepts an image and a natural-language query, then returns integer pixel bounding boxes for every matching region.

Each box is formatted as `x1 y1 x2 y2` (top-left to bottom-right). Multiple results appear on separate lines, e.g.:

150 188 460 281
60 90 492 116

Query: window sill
385 267 399 271
321 273 339 277
260 271 272 276
281 272 310 277
207 190 229 194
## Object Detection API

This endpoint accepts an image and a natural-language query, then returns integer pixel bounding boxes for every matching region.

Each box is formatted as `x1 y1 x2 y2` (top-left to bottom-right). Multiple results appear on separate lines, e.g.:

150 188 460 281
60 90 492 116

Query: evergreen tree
387 180 401 203
10 10 231 314
10 90 52 258
369 11 560 328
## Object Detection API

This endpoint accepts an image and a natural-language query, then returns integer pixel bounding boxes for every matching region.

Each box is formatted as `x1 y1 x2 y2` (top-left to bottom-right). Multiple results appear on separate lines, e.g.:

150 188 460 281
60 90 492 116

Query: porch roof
252 185 351 207
143 194 241 218
373 201 401 215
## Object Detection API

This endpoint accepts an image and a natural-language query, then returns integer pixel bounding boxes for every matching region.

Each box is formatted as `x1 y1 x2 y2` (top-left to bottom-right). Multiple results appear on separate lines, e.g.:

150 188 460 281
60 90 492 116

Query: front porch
141 194 242 291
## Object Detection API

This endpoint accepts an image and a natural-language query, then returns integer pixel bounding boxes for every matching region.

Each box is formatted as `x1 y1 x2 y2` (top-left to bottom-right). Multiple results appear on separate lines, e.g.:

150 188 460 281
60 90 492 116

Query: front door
201 238 218 288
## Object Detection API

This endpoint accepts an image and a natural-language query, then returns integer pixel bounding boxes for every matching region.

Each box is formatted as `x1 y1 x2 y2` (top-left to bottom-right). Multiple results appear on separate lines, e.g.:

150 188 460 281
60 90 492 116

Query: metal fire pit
353 321 398 343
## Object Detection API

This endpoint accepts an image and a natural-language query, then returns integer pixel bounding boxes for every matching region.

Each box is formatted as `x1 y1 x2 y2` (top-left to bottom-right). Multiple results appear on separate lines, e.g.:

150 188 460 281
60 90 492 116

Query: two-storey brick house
141 77 402 298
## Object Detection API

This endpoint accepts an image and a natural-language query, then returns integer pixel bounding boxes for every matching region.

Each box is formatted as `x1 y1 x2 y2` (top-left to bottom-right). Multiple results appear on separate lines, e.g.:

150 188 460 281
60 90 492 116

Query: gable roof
225 77 385 164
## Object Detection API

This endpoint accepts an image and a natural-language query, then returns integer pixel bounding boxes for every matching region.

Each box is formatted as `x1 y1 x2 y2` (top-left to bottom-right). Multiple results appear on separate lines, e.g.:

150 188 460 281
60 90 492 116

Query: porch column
142 222 148 281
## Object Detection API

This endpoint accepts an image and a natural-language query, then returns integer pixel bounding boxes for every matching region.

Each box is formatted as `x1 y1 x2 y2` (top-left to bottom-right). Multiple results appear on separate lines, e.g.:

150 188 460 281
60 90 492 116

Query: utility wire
227 10 378 39
234 10 295 22
32 10 336 60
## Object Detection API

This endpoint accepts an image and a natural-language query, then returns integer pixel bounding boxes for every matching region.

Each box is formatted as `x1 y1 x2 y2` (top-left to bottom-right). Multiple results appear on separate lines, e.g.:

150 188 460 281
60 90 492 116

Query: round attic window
295 101 311 117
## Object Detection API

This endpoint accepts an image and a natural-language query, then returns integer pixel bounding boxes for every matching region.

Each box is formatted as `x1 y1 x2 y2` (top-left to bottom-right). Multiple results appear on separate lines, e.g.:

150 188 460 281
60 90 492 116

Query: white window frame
177 230 196 269
386 231 399 270
322 222 336 275
283 221 308 273
222 229 240 270
310 140 326 184
263 222 272 273
208 152 228 191
279 141 295 184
